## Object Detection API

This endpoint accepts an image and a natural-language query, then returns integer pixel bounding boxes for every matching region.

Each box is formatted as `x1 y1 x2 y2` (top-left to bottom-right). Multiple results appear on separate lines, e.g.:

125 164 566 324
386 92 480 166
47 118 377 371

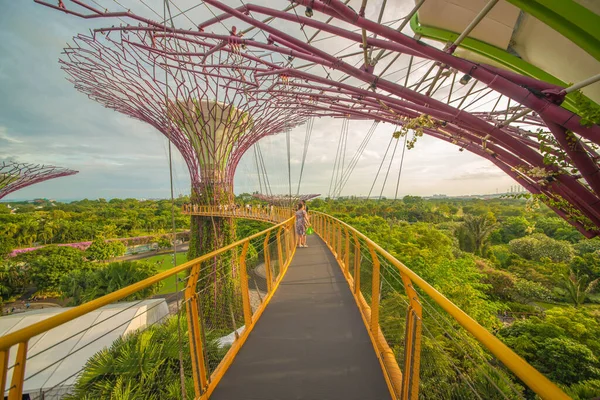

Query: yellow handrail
0 215 293 353
311 211 570 400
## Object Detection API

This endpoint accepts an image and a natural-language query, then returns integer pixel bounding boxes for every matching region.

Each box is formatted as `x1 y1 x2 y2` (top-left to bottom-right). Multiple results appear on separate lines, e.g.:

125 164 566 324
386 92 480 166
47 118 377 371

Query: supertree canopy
35 0 600 241
0 161 78 200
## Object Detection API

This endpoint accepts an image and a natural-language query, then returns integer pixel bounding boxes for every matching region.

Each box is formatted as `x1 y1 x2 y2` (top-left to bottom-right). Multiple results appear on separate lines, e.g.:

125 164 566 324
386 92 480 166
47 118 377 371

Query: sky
0 1 518 202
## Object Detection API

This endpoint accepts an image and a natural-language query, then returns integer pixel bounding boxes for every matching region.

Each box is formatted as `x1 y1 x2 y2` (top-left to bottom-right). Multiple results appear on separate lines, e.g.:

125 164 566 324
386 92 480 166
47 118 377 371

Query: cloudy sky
0 1 517 201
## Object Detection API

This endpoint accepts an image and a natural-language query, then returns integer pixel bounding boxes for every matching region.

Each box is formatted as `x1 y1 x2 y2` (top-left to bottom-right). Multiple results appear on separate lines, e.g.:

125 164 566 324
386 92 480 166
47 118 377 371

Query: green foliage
478 261 516 301
509 234 574 263
499 308 600 386
559 270 599 307
0 261 26 300
60 261 160 305
537 338 600 385
572 90 600 127
456 213 496 256
510 279 553 302
16 245 89 292
535 217 582 243
563 379 600 400
570 253 600 281
487 244 513 268
0 236 14 258
65 316 229 399
574 237 600 255
157 237 172 250
0 197 190 247
497 216 532 242
86 235 126 261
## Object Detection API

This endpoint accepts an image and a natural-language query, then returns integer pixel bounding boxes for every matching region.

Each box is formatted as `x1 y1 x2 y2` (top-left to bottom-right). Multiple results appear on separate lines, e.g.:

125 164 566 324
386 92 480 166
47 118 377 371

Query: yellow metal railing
182 203 292 223
0 212 296 400
310 211 570 400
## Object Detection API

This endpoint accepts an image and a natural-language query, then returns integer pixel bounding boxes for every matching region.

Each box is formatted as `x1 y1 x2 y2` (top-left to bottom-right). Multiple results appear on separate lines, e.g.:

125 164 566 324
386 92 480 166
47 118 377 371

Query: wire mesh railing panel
416 293 526 400
311 212 570 400
1 215 296 400
357 236 374 305
379 262 411 385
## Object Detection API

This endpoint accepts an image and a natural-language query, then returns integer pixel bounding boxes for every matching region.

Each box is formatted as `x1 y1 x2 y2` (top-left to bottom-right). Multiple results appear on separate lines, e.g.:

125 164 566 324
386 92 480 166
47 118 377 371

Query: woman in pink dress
295 202 310 248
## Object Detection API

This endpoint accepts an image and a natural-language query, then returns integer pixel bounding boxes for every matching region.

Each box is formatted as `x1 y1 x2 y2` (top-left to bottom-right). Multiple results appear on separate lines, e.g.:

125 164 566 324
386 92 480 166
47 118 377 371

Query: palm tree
65 316 227 399
561 270 599 307
460 213 497 256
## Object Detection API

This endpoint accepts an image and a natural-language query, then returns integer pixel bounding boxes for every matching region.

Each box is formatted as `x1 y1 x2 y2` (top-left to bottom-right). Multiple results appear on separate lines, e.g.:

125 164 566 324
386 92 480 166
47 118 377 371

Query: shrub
509 234 574 263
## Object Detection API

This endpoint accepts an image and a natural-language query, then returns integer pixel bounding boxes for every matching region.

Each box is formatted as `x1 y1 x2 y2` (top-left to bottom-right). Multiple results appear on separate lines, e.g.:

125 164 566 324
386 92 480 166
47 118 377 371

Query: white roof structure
416 0 600 103
0 299 169 399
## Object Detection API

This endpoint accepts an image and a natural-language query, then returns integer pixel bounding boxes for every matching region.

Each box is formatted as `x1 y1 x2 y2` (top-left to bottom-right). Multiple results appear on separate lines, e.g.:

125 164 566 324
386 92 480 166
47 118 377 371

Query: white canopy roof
417 0 600 103
0 299 169 398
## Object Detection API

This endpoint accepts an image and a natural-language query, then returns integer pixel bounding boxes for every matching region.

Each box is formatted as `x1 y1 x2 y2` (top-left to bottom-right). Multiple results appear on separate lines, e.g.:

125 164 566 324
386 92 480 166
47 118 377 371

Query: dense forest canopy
0 197 191 248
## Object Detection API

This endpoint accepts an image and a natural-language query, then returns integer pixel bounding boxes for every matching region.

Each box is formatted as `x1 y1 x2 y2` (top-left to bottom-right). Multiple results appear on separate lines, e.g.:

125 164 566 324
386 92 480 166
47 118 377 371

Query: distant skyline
1 1 518 202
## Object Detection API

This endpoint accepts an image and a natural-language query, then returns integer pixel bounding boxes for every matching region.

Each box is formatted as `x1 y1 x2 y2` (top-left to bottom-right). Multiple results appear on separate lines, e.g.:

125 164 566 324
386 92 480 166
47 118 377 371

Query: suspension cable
296 117 314 196
336 118 349 195
328 119 346 198
256 143 273 197
253 145 264 194
334 120 378 197
367 134 394 199
286 127 292 208
379 133 401 200
394 134 408 200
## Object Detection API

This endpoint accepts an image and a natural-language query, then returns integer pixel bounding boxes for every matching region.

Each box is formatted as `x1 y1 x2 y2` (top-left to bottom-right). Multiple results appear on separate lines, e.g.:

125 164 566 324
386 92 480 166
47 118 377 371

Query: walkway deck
210 235 391 400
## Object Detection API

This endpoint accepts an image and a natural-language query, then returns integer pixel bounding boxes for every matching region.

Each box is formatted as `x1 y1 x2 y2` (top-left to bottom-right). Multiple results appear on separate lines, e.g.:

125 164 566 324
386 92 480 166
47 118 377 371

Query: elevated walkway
0 207 571 400
210 235 391 400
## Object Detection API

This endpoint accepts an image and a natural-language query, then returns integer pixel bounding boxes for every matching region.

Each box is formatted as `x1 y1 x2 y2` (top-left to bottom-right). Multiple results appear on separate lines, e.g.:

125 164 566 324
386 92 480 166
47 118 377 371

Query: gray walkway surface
210 235 391 400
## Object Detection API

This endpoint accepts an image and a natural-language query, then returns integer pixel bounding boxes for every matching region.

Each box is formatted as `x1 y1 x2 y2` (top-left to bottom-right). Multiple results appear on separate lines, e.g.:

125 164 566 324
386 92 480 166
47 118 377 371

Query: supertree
0 161 78 200
34 0 600 240
55 26 309 323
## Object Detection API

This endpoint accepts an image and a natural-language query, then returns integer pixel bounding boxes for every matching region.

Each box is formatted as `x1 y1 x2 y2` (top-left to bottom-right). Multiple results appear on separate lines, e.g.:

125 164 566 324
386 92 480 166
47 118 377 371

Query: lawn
145 252 189 294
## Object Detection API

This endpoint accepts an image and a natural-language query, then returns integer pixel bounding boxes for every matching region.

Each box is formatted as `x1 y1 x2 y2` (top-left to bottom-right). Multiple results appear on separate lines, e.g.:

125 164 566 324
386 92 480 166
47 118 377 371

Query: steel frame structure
35 0 600 239
60 31 307 202
0 161 78 200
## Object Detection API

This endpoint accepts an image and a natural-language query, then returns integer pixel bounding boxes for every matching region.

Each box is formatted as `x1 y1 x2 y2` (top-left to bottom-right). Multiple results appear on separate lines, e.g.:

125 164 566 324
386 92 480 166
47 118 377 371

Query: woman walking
295 202 310 248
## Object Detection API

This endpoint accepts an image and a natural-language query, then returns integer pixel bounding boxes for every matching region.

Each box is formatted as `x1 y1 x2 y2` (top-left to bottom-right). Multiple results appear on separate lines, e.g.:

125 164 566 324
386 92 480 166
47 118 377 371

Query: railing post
332 222 337 256
337 227 342 260
344 228 350 276
353 233 361 294
368 245 381 340
400 274 423 400
263 231 273 293
277 227 284 278
7 342 27 400
239 241 253 327
185 262 208 397
0 349 8 397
